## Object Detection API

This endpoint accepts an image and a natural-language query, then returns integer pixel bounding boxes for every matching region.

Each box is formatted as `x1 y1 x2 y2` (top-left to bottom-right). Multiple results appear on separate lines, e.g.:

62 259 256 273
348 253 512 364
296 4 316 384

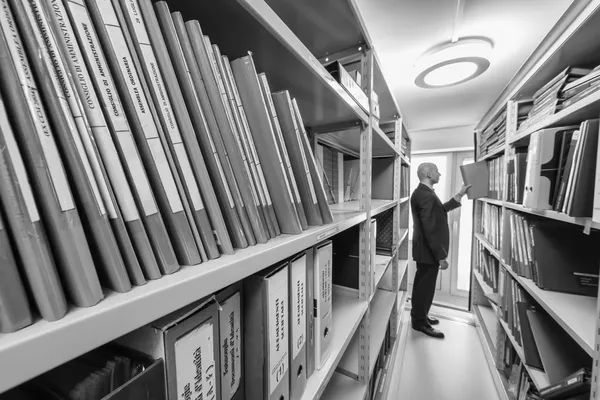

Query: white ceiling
354 0 574 133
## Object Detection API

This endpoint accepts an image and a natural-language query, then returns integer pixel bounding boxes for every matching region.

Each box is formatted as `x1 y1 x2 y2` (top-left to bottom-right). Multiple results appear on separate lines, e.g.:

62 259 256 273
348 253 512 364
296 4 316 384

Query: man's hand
459 184 471 197
439 260 449 270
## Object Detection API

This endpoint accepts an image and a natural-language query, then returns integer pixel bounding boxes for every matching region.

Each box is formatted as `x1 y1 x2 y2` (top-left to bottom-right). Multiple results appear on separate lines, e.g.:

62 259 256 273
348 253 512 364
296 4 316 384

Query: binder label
147 138 184 213
0 101 40 222
175 143 204 211
28 0 108 217
291 257 307 358
219 292 242 400
0 2 75 212
175 321 217 400
268 267 289 395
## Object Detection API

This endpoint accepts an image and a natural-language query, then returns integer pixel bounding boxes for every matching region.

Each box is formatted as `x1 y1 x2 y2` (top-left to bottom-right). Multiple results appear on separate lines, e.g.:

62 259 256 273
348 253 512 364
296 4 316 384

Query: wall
409 124 476 153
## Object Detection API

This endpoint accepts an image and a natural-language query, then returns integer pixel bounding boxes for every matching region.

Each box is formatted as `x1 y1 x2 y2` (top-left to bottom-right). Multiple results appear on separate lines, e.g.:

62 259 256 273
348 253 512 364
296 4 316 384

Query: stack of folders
479 108 506 157
1 346 164 400
505 211 600 296
480 203 502 251
498 274 591 397
522 122 599 216
244 241 333 400
0 0 333 332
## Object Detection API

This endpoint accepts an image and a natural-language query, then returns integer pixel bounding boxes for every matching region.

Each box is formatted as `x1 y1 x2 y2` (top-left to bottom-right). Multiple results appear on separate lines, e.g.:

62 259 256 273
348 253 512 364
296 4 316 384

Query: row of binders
505 210 600 297
475 243 500 292
519 65 600 132
400 165 410 198
5 240 335 400
522 121 599 217
0 0 334 333
479 203 503 251
497 269 592 397
479 108 506 157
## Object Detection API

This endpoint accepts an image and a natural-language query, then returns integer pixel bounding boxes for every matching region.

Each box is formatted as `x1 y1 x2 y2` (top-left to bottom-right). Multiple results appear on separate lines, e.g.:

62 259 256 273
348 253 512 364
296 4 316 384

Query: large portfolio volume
258 75 308 231
272 90 323 227
61 0 175 277
135 0 233 257
14 0 133 293
186 20 268 245
289 253 308 400
0 210 33 333
118 0 223 260
0 0 103 308
230 54 304 235
244 263 290 400
314 241 333 370
216 283 244 400
117 297 221 400
523 126 578 210
154 3 246 251
85 0 200 267
0 93 67 321
291 99 334 224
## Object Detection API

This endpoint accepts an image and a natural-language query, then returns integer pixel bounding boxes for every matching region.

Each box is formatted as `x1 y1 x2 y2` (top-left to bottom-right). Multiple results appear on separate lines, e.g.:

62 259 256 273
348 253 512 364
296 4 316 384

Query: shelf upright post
389 117 402 341
358 48 374 384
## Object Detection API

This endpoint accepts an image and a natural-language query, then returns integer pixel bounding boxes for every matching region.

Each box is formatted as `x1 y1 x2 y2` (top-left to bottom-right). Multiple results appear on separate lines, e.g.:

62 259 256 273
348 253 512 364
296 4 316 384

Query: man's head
417 162 441 185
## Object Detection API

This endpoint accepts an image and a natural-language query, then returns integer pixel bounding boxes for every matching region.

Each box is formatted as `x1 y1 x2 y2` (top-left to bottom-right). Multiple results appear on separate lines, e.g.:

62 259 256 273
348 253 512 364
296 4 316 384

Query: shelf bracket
318 43 367 66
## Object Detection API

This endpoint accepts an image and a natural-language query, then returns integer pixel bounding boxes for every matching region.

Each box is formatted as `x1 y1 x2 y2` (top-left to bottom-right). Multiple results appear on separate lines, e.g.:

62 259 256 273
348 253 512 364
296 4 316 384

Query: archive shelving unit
471 1 600 399
0 1 410 400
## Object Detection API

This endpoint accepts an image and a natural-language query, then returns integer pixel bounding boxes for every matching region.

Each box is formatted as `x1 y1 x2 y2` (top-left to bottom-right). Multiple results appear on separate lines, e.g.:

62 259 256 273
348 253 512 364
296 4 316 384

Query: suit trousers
410 262 440 327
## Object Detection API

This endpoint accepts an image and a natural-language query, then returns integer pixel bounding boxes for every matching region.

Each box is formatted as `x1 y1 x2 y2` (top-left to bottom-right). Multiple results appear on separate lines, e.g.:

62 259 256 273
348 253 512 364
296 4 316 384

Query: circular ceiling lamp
414 38 493 89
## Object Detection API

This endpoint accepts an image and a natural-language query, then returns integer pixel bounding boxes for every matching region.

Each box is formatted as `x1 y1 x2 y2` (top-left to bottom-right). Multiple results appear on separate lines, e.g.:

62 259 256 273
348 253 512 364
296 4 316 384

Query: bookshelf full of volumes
471 2 600 399
0 0 410 400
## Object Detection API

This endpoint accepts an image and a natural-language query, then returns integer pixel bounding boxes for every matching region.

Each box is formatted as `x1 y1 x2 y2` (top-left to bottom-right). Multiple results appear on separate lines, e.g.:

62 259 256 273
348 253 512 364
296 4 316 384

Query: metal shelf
171 0 368 128
478 145 505 161
475 233 502 261
320 371 367 400
300 286 368 400
477 197 504 207
503 202 600 230
337 289 397 378
373 255 393 290
317 123 399 158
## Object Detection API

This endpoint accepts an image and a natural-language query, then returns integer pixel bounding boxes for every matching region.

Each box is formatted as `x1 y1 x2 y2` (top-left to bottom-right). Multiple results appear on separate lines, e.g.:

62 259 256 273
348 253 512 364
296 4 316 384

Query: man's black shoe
412 324 445 339
427 316 440 325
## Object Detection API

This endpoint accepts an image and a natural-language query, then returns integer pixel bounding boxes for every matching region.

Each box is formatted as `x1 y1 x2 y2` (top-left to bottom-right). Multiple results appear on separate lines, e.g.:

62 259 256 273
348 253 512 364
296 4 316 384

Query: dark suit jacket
411 183 461 264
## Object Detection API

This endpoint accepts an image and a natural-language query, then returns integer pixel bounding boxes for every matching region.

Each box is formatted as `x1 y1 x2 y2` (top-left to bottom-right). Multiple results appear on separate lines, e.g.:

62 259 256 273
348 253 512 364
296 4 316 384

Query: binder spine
19 0 132 293
63 0 174 277
0 0 103 307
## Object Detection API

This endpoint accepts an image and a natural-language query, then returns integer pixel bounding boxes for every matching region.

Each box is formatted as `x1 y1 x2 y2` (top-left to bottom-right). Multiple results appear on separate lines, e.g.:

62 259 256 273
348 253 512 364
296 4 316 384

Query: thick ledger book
118 0 220 260
291 99 334 224
0 0 103 307
186 21 267 245
219 54 280 239
244 263 290 400
16 0 133 293
289 253 308 400
216 283 244 400
0 210 33 333
259 77 308 230
135 0 232 258
272 90 322 227
230 53 304 234
523 126 578 210
0 92 67 322
117 297 221 400
85 0 198 267
155 4 246 251
314 241 333 369
211 45 272 240
41 0 145 287
459 160 489 199
62 0 174 277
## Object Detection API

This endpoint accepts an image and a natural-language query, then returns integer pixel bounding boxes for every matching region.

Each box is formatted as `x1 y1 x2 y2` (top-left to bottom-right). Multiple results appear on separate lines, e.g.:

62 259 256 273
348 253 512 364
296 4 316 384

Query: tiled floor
387 309 500 400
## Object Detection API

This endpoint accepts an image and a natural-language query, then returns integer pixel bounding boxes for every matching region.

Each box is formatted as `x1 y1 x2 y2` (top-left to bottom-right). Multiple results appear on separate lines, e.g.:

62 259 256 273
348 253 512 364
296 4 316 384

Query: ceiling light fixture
414 38 493 88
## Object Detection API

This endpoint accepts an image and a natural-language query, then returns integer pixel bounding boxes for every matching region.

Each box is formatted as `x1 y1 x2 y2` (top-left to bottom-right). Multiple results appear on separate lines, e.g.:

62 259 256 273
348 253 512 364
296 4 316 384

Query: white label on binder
175 143 204 211
268 267 289 395
0 102 40 222
219 292 242 400
175 321 217 400
147 138 184 213
0 4 75 212
291 257 306 359
27 0 107 216
119 132 157 216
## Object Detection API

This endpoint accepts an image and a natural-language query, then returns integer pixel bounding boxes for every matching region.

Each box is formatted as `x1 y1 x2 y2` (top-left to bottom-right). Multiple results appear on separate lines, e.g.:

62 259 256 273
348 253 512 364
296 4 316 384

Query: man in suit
410 162 469 338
